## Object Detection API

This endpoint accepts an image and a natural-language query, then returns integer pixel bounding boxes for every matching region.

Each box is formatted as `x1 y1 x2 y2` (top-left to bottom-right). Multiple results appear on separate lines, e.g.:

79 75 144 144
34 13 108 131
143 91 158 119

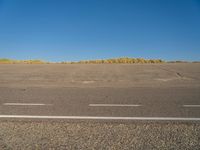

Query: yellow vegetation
0 57 165 64
62 57 165 64
0 58 47 64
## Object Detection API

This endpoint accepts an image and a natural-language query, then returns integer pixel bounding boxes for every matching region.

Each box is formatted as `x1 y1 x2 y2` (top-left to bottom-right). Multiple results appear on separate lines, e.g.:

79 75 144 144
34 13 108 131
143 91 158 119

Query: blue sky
0 0 200 62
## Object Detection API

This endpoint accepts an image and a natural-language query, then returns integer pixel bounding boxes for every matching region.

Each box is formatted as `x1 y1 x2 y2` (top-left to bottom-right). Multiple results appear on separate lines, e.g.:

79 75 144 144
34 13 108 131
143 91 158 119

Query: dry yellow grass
0 59 47 64
0 57 166 64
62 57 165 64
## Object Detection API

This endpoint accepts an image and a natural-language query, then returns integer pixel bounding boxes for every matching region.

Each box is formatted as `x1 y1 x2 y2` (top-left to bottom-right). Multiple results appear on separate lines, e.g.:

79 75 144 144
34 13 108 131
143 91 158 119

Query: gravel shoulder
0 120 200 150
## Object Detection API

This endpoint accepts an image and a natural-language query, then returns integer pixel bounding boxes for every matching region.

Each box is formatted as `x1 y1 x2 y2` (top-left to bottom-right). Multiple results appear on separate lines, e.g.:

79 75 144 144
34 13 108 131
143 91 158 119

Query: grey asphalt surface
0 87 199 118
0 63 200 149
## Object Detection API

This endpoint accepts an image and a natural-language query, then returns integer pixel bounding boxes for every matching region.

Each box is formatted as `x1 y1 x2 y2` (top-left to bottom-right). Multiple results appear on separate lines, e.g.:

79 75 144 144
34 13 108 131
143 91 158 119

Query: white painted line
3 103 52 106
89 104 141 107
0 115 200 121
183 105 200 107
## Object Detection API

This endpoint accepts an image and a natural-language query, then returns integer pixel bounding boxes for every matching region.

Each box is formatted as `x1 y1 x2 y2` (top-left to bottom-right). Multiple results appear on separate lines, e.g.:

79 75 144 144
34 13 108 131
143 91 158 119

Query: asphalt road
0 63 200 149
0 87 200 120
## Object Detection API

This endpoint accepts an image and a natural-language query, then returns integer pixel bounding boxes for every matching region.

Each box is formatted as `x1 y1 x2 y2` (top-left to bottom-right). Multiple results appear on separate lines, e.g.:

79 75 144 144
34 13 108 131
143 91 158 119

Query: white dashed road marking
89 104 141 107
3 103 52 106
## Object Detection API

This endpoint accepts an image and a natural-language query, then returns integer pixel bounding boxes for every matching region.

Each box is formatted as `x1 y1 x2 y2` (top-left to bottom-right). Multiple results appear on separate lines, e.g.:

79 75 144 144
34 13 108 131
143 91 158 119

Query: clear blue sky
0 0 199 62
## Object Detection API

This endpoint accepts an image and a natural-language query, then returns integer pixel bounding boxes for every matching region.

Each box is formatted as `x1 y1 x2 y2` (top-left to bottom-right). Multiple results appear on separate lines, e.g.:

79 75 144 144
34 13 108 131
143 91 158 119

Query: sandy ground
0 63 199 88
